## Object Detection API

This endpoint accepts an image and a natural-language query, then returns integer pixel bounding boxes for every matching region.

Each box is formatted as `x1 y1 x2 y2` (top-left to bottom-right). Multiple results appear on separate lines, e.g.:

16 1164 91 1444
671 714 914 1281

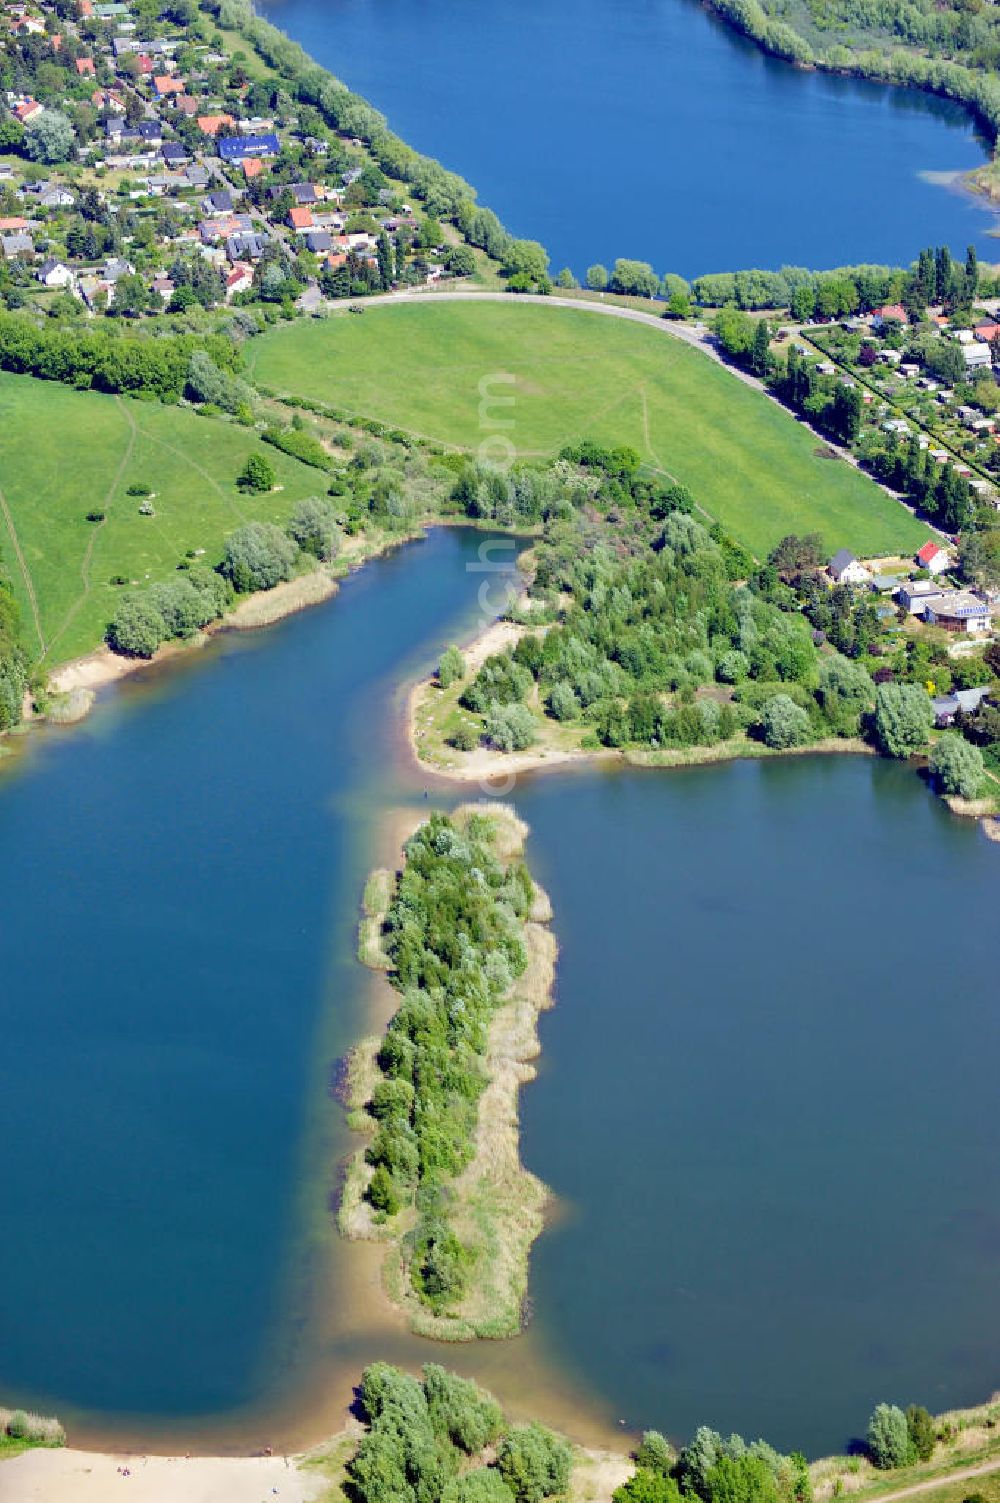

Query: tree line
343 1358 952 1503
0 312 247 403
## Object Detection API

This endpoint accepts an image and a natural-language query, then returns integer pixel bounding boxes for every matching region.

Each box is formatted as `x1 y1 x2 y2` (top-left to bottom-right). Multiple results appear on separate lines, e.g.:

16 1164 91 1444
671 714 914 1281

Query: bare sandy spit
0 1448 327 1503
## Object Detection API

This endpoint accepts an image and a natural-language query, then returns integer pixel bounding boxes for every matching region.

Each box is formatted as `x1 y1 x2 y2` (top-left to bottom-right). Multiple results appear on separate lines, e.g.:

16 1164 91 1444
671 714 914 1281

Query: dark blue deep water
259 0 998 275
514 760 1000 1453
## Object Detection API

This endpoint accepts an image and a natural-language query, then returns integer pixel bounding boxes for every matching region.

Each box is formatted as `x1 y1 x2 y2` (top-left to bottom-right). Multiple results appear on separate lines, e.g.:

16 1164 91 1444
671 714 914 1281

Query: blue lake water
258 0 999 275
514 759 1000 1454
1 532 998 1457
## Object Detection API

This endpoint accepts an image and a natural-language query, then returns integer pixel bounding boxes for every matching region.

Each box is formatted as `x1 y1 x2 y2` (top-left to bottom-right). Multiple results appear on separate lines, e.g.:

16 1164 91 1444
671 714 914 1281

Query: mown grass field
0 374 325 665
248 301 929 560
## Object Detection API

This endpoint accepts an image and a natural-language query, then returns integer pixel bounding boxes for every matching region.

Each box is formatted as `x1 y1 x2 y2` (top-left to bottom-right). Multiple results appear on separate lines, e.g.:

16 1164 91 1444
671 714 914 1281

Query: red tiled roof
197 113 233 136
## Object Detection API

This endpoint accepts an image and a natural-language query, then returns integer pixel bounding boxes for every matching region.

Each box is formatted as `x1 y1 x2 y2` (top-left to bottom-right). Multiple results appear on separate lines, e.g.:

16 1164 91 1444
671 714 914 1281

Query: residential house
872 303 906 328
196 113 233 136
932 686 991 726
160 142 188 167
288 204 313 231
915 541 951 576
36 255 74 287
204 190 233 214
150 274 174 301
898 580 944 615
828 549 870 586
1 231 34 259
152 74 184 98
224 261 253 299
924 591 992 634
0 216 29 232
217 132 280 165
92 86 125 112
74 55 95 75
962 343 991 371
13 98 43 123
103 255 135 281
304 228 331 254
273 181 317 206
199 212 248 242
225 229 268 261
121 119 162 147
35 183 75 208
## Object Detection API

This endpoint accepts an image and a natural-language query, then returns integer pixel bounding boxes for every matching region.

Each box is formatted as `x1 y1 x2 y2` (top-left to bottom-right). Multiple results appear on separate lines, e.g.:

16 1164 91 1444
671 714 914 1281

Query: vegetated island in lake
341 801 556 1340
410 442 1000 825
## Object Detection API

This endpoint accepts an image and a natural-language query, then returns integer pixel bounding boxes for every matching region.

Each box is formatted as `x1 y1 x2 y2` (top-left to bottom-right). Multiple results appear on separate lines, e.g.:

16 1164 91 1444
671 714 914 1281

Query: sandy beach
0 1449 325 1503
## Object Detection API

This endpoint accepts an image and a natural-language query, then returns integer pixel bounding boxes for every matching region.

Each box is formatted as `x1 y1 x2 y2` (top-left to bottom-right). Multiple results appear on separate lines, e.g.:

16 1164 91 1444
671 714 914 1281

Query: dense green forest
447 444 872 757
436 442 997 793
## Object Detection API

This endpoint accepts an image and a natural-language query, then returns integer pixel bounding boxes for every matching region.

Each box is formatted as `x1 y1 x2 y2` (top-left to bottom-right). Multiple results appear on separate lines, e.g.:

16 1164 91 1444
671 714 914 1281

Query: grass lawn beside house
247 300 929 559
0 373 325 665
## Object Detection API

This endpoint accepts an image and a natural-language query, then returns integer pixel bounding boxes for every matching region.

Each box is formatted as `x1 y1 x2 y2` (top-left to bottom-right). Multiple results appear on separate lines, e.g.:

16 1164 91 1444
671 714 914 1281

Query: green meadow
0 374 323 665
248 301 928 559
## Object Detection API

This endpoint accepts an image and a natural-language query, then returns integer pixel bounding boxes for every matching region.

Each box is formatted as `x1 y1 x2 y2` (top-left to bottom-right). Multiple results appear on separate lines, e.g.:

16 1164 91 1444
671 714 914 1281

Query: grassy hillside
247 302 928 559
0 375 324 665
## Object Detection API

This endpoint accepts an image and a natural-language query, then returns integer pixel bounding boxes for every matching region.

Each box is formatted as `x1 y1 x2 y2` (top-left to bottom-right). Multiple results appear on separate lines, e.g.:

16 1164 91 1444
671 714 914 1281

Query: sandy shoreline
0 1446 330 1503
47 569 340 702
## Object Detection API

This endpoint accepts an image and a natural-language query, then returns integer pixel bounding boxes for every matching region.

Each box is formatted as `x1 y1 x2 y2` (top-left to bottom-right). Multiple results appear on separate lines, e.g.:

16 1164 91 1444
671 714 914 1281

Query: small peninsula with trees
410 442 999 818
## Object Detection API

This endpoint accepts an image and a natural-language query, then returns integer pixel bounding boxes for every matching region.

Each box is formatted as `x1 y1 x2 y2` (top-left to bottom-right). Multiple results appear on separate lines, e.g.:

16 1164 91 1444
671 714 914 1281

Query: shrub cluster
105 496 344 658
106 569 230 659
348 1362 567 1503
0 1407 66 1447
